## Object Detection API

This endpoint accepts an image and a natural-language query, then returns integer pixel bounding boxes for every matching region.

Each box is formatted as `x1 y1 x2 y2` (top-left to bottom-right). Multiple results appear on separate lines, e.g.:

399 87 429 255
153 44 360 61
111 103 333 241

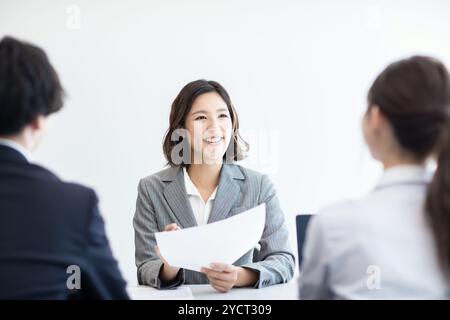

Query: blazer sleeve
240 174 295 288
81 191 129 299
298 213 332 299
133 179 184 289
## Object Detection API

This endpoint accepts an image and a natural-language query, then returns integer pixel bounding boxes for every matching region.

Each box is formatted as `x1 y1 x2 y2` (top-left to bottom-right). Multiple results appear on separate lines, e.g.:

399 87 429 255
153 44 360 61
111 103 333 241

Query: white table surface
127 280 299 300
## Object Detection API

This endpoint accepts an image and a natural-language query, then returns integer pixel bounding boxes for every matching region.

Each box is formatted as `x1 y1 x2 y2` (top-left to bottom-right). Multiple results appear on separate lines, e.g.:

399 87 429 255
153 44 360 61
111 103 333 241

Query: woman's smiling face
184 91 233 165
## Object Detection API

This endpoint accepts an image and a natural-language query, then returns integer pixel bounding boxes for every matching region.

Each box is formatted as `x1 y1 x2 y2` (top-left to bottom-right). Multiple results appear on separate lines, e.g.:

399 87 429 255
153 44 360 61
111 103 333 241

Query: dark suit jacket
0 145 129 299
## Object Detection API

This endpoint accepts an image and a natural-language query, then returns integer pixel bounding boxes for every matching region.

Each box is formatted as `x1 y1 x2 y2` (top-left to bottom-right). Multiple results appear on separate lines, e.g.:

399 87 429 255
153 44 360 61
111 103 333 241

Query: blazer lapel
208 164 245 224
162 167 198 229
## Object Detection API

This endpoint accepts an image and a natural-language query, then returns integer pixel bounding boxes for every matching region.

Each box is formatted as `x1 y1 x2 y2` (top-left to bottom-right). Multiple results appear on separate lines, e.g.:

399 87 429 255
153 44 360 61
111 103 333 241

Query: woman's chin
202 150 225 165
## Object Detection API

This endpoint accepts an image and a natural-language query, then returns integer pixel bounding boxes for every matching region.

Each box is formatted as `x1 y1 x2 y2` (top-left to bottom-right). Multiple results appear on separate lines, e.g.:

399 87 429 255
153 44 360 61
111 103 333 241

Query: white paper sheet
155 203 266 272
127 285 194 300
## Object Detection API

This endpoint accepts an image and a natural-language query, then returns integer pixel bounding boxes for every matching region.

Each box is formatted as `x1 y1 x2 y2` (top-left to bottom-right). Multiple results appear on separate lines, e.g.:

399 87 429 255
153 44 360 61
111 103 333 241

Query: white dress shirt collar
183 167 218 226
183 167 217 201
376 164 431 190
0 138 32 162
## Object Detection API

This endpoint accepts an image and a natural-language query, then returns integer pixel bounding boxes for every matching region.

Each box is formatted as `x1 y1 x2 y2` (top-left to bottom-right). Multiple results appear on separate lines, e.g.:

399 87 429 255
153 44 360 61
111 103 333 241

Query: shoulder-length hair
163 79 249 167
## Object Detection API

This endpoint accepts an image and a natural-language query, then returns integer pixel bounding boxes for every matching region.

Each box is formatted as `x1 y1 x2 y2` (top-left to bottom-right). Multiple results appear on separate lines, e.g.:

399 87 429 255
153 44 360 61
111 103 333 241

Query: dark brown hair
368 56 450 271
163 79 249 167
0 36 64 135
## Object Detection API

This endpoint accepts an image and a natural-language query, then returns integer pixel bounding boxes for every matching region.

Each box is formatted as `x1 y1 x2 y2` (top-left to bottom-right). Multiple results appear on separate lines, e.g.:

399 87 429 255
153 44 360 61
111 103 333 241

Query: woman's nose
206 118 221 131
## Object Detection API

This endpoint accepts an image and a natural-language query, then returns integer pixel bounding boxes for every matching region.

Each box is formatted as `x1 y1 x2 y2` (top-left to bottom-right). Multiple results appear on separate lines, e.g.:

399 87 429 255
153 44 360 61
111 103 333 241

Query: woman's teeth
204 137 223 143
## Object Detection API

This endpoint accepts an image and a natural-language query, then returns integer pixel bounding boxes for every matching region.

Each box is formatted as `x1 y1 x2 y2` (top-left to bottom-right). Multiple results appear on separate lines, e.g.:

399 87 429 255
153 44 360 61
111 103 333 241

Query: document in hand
155 203 266 272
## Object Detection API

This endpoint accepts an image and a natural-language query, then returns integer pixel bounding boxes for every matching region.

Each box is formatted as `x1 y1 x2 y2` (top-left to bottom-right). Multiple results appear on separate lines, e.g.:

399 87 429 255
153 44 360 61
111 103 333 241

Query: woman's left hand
201 263 239 292
201 263 258 293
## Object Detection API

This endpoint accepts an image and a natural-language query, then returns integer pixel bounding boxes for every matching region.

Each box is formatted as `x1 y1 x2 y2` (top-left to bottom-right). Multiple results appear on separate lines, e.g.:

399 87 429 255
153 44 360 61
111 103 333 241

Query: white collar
0 138 33 162
376 164 431 190
183 167 217 201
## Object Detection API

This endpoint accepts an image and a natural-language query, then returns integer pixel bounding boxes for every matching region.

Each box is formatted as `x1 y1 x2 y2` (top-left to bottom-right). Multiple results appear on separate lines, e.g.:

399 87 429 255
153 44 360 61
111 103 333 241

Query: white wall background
1 0 450 284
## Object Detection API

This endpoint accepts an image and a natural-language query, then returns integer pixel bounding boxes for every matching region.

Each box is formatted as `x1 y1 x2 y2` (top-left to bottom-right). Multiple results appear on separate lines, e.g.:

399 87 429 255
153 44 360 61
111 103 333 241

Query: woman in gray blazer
133 79 294 292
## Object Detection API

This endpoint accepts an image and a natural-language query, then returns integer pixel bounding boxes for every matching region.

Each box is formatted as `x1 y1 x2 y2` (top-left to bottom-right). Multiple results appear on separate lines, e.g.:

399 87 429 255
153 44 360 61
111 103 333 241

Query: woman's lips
203 137 223 144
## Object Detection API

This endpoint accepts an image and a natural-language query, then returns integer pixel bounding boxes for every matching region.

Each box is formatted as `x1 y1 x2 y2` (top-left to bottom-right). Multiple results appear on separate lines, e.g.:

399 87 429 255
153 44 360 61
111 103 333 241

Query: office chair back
296 214 313 271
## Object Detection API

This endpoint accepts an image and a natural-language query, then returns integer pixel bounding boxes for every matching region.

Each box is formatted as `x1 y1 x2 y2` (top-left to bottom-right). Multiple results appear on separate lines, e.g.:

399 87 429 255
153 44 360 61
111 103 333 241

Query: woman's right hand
155 223 181 282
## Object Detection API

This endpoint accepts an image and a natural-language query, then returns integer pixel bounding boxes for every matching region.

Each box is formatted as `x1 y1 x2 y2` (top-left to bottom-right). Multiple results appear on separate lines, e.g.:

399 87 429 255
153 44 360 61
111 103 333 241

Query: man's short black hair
0 36 64 135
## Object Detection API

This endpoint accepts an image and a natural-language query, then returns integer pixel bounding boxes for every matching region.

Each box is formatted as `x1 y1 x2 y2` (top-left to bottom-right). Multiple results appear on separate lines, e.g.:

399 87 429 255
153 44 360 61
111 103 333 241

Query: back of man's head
0 36 64 136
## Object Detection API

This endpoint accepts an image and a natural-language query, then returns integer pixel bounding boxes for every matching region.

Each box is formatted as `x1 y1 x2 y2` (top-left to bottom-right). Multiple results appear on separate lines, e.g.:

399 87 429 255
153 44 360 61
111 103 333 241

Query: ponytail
368 56 450 273
426 119 450 272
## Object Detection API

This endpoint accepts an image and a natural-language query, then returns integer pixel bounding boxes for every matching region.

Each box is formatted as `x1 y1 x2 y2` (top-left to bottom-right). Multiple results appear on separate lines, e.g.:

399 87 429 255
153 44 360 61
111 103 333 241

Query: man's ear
29 115 47 132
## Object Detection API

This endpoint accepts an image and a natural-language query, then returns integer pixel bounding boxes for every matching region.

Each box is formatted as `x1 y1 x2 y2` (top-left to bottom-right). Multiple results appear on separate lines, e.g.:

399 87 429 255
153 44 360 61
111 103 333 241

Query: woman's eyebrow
191 108 228 116
191 110 207 116
216 108 229 113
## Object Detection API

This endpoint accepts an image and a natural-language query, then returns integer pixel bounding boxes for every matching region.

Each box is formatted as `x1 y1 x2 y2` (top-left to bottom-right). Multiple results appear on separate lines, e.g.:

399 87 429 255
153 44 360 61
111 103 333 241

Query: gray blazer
133 163 295 289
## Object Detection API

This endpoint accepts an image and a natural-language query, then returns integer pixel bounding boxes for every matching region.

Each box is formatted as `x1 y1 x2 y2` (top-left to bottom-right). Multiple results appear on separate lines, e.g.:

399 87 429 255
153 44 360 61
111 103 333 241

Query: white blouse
300 165 450 299
183 168 218 226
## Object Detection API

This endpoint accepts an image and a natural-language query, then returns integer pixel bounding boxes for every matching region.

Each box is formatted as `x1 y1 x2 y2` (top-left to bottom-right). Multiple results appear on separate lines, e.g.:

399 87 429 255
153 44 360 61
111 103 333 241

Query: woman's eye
194 115 207 120
219 114 229 118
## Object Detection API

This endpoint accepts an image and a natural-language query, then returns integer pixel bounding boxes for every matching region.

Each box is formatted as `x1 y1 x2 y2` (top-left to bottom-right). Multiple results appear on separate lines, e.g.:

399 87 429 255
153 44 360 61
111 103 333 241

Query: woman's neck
187 163 223 191
382 151 425 170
